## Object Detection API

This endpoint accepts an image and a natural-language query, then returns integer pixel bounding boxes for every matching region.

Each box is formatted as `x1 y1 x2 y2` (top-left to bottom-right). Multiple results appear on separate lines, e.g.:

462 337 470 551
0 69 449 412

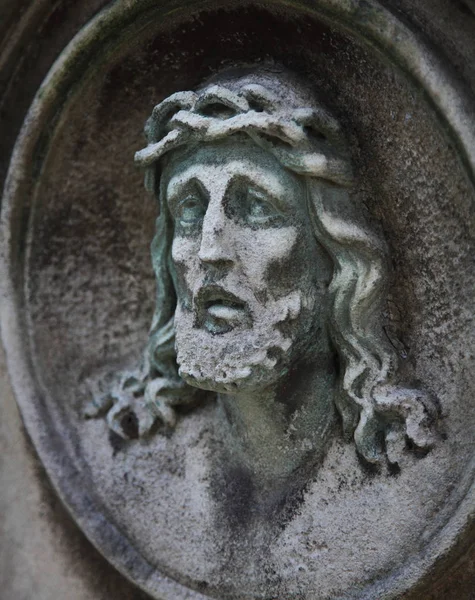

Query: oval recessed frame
1 1 474 599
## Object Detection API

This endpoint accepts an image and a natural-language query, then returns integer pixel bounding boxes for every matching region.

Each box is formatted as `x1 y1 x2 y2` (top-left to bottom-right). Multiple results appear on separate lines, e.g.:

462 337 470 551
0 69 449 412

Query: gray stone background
1 1 474 598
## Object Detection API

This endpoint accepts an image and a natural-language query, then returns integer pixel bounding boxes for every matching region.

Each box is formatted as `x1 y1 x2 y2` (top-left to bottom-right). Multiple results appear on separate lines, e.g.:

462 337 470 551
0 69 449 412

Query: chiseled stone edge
0 0 474 598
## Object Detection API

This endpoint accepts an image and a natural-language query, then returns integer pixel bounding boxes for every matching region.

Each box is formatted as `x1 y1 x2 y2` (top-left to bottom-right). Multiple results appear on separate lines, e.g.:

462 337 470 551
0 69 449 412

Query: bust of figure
87 66 437 491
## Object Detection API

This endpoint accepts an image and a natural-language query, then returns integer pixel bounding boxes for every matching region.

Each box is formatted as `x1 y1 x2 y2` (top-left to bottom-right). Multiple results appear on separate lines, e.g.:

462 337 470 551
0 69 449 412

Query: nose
198 200 234 268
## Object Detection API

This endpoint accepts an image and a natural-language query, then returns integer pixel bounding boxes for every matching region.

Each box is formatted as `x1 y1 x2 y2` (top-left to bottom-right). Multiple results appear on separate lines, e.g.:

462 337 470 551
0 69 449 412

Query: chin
178 357 285 395
174 300 304 395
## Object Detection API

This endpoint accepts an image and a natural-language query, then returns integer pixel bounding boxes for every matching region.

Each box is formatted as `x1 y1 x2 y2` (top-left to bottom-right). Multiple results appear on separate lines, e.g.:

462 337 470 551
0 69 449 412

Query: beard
174 287 316 394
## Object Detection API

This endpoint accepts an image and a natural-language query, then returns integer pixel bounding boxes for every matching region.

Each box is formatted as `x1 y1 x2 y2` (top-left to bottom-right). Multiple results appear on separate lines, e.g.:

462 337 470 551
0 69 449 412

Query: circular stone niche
1 1 474 600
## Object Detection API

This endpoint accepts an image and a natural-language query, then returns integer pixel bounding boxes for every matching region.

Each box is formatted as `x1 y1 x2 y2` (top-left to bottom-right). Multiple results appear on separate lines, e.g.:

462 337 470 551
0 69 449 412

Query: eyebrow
226 174 289 213
227 163 288 199
165 160 291 206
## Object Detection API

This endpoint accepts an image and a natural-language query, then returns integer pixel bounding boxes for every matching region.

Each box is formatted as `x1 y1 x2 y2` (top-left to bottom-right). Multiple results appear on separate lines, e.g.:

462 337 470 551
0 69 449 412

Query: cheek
171 235 200 285
236 226 299 291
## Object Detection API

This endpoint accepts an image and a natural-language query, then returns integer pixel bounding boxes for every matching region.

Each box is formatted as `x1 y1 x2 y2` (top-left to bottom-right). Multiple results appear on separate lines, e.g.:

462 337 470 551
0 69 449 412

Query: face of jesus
162 139 333 394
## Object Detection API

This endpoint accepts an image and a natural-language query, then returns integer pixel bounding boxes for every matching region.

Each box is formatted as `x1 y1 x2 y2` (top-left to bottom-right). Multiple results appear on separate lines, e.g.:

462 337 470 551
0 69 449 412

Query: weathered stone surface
1 1 474 599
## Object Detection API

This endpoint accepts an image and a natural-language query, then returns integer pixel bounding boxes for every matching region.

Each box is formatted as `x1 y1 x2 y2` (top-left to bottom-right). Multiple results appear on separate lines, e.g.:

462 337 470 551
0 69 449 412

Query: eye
247 189 279 222
175 194 205 225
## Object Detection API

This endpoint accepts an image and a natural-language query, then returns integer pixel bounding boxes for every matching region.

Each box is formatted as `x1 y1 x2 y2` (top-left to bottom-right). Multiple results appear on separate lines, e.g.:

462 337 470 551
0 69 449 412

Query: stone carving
3 0 475 596
86 67 437 482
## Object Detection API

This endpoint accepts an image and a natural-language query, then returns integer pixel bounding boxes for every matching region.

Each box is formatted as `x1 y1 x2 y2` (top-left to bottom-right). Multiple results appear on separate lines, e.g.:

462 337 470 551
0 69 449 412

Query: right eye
175 195 205 225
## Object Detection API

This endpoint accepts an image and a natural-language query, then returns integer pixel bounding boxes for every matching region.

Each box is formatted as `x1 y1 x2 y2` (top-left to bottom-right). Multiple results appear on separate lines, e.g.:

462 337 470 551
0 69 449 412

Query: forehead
161 139 303 196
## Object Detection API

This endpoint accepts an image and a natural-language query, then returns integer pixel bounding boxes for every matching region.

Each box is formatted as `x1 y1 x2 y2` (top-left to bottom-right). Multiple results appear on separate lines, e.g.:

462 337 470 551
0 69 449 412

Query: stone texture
0 345 151 600
1 0 475 598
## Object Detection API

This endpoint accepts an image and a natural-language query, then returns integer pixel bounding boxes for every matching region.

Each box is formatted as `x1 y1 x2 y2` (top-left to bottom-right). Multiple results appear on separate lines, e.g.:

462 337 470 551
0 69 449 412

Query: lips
194 285 250 334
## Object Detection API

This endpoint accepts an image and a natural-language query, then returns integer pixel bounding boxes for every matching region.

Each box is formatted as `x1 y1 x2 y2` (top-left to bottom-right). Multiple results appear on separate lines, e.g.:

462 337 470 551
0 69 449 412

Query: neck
217 354 337 492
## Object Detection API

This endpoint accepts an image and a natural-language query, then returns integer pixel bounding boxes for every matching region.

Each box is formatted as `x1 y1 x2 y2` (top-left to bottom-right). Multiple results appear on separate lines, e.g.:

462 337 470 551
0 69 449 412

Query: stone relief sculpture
86 67 437 483
4 0 474 594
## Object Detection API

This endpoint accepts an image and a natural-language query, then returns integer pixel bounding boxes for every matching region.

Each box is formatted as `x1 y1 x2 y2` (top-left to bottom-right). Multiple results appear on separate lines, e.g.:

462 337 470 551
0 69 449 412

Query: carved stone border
1 1 474 598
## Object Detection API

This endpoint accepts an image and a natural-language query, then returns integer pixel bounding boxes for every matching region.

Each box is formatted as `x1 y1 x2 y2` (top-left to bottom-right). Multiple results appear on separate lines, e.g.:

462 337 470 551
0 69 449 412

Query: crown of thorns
135 83 353 193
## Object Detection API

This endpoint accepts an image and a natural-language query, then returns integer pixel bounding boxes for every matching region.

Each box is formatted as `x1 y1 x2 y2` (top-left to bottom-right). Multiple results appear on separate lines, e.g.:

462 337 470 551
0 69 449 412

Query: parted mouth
194 285 250 334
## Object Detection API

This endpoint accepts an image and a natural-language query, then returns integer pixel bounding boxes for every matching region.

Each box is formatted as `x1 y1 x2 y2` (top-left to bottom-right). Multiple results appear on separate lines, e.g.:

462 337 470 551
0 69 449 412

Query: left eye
247 191 278 221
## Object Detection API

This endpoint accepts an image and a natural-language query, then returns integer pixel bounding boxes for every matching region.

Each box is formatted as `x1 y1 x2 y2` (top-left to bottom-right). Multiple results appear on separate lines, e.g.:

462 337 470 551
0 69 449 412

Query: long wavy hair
119 67 437 465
